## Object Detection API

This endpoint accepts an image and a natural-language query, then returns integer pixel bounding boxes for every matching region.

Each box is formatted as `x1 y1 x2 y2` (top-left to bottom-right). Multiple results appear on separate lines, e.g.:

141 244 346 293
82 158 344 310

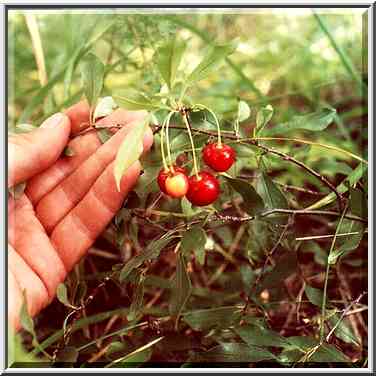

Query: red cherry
165 172 189 198
202 142 236 172
157 166 187 195
186 171 220 206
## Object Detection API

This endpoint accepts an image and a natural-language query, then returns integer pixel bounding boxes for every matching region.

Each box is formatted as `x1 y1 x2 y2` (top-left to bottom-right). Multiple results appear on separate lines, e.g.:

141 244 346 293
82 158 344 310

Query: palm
8 102 153 330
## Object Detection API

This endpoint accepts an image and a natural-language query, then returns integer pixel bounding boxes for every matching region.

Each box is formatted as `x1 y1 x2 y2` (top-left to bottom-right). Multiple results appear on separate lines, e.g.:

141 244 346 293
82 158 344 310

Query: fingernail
40 113 65 129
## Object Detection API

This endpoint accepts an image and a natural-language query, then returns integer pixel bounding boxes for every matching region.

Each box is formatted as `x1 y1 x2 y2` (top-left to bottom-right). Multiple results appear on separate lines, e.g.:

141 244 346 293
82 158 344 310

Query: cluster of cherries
157 142 236 206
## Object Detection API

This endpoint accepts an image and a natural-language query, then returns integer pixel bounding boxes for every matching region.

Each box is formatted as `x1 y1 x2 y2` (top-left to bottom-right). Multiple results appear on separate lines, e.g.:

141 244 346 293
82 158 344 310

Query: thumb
8 113 71 188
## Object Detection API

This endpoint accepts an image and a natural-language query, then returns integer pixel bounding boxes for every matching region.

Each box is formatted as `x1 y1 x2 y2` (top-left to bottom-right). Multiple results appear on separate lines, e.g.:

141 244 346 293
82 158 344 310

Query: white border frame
1 1 373 373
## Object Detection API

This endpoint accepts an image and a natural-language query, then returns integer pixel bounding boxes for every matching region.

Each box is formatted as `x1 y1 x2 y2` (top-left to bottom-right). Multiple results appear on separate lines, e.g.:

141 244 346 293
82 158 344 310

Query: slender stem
165 111 175 169
253 136 367 165
320 203 349 341
178 84 188 106
160 116 169 171
195 104 222 146
181 109 199 178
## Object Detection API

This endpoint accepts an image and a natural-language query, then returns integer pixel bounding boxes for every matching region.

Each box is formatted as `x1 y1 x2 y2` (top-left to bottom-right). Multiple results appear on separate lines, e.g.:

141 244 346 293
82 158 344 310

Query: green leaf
181 226 207 265
257 172 288 210
225 176 264 215
93 96 118 120
156 38 186 89
9 182 26 200
305 284 324 307
186 43 237 85
169 253 192 323
114 115 150 191
8 327 36 365
307 163 367 210
56 283 74 308
183 306 242 331
265 108 336 136
80 53 105 109
235 323 289 348
328 187 366 264
63 146 75 157
181 196 198 217
19 20 115 123
328 314 359 346
189 343 275 363
255 105 274 135
280 336 350 362
20 294 35 337
109 348 152 368
127 273 145 322
237 100 251 122
119 235 177 282
114 94 161 111
97 128 113 144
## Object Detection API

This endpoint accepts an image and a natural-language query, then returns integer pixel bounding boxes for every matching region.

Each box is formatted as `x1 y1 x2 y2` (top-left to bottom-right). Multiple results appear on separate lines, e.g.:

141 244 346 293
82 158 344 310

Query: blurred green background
8 9 367 131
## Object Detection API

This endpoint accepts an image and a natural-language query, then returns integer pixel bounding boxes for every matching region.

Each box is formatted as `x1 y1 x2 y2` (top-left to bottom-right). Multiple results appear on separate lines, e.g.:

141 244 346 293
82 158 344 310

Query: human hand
8 101 153 330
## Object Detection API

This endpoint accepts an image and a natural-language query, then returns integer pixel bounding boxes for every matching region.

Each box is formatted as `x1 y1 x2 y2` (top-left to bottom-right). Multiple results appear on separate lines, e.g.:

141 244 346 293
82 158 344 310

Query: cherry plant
15 19 367 366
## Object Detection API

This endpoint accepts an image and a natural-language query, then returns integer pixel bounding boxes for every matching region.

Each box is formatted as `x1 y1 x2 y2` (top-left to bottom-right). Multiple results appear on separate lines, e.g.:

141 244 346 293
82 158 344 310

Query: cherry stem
160 116 169 171
181 109 200 179
165 111 175 171
196 104 222 147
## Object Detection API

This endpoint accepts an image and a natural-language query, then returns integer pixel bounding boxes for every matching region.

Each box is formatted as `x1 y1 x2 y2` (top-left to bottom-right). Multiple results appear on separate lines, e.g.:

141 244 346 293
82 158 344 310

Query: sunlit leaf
80 53 105 109
93 96 118 120
114 115 150 191
255 105 273 135
237 100 251 122
156 38 186 89
186 42 237 85
56 283 74 308
114 94 161 111
264 108 337 136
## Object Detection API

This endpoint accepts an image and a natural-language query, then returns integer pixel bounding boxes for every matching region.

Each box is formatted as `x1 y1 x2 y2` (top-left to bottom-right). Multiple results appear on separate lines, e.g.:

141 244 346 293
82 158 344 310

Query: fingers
66 100 148 135
36 119 153 234
26 107 148 205
8 113 71 188
8 195 67 301
8 269 23 331
64 100 91 135
51 160 142 271
8 244 49 320
26 132 101 204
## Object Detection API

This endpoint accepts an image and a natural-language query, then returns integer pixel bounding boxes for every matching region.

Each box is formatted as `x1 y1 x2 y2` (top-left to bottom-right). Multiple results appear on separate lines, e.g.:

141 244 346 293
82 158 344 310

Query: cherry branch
152 124 344 211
